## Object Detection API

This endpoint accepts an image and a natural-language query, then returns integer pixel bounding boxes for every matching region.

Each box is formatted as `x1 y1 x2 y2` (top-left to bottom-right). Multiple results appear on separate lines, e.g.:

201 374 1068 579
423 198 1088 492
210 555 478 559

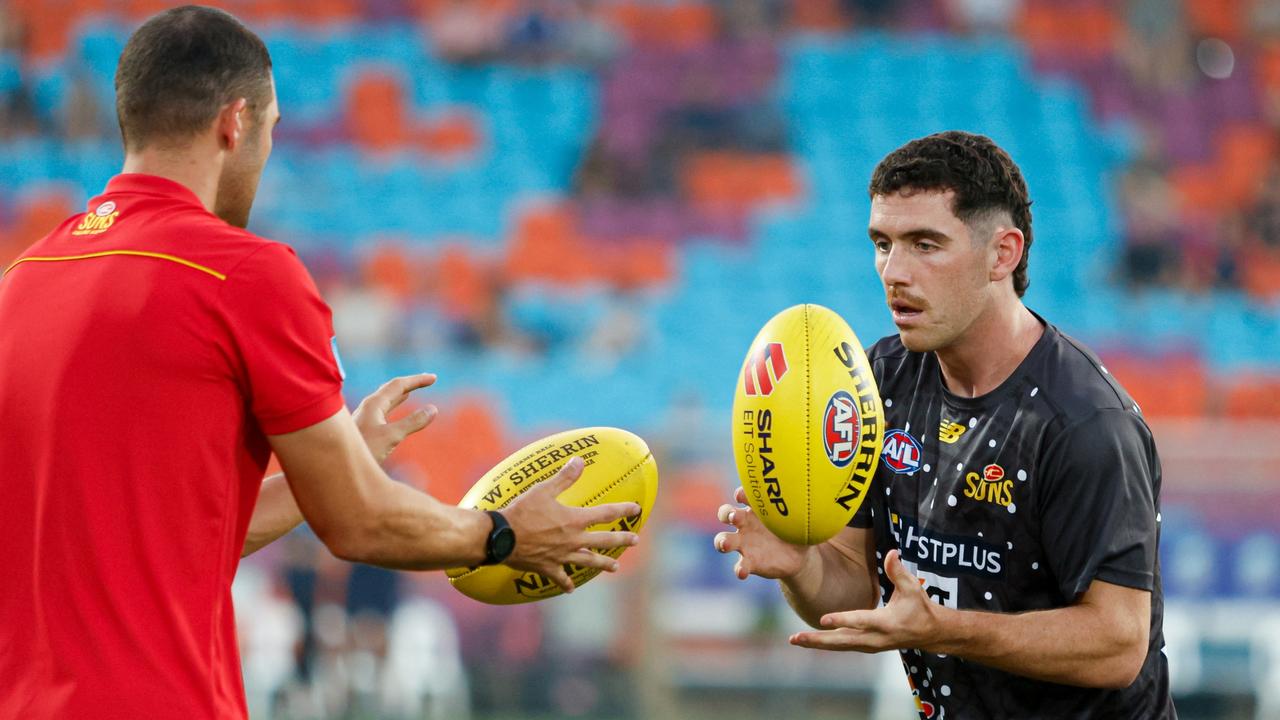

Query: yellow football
731 304 884 545
446 427 658 604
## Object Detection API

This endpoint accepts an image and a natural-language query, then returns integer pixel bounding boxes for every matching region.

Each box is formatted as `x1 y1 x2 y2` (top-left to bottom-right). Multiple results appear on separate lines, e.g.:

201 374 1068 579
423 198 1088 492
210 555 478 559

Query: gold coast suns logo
963 463 1013 507
938 418 966 444
72 201 120 236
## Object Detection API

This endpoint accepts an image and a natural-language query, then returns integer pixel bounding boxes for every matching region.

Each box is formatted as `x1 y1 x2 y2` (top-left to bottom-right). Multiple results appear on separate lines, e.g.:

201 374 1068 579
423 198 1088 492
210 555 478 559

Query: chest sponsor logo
72 201 120 236
881 429 922 475
742 342 787 396
900 559 959 609
888 513 1004 579
823 390 860 468
938 419 966 444
963 463 1013 508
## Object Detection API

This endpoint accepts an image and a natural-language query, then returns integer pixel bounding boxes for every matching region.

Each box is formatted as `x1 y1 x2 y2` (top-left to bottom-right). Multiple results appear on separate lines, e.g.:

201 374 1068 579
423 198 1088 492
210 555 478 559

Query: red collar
104 173 206 210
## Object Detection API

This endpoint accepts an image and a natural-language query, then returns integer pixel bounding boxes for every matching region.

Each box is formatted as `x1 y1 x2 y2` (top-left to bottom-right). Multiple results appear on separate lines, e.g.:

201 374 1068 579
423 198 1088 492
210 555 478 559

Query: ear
988 226 1024 284
214 98 249 152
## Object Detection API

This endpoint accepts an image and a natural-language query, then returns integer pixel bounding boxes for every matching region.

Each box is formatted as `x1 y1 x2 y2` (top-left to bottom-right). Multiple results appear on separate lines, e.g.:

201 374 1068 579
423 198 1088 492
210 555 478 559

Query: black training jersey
850 318 1175 719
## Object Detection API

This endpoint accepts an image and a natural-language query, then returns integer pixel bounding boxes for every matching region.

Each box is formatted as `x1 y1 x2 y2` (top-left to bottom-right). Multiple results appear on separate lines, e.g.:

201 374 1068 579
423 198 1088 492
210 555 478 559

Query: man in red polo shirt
0 6 639 718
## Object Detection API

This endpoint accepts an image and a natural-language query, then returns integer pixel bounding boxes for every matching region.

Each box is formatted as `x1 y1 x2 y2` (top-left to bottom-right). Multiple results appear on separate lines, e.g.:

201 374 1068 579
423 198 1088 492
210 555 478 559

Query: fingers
734 486 747 505
577 500 642 526
389 404 437 439
542 456 585 496
788 628 873 651
565 550 620 573
883 549 918 591
718 502 748 526
372 373 437 416
580 530 640 550
713 530 739 554
545 565 575 595
819 609 869 629
733 556 750 580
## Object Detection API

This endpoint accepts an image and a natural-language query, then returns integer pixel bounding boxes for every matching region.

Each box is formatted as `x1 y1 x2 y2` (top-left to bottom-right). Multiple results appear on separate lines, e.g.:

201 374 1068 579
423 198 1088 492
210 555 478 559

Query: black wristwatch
481 510 516 566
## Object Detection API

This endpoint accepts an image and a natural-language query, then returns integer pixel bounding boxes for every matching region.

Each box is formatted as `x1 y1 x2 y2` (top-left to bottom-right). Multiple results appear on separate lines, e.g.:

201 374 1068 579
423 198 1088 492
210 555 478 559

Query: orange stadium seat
1222 374 1280 418
391 394 507 503
435 242 496 323
1100 352 1210 418
1216 124 1276 207
788 0 848 32
1259 42 1280 92
1237 246 1280 301
289 0 357 24
605 238 673 289
503 204 599 285
1185 0 1247 42
346 70 412 152
415 112 482 156
683 152 802 208
607 2 717 50
0 189 77 268
1172 164 1231 215
1015 3 1119 57
360 242 416 300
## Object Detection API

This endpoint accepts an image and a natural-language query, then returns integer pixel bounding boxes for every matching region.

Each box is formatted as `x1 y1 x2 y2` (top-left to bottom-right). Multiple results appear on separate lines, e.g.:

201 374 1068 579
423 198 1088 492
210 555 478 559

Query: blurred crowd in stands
3 1 1280 717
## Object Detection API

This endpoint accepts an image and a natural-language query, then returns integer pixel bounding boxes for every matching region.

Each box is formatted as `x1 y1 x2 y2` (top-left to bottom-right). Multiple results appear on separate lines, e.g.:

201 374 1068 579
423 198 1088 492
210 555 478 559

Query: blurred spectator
428 0 505 64
1119 133 1185 287
944 0 1021 34
0 6 38 140
60 69 106 140
1250 167 1280 250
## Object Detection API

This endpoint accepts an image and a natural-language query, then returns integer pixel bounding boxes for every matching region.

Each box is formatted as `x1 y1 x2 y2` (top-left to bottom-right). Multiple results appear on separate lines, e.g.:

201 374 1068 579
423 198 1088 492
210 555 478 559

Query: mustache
886 290 928 309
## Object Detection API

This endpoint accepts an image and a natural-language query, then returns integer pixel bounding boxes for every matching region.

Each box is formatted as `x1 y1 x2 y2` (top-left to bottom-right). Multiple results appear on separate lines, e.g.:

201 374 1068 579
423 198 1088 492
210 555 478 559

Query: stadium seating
3 3 1279 713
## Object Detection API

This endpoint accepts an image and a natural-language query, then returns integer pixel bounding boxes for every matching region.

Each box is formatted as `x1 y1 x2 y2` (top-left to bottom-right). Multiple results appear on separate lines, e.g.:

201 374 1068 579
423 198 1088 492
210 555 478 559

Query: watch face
491 528 516 562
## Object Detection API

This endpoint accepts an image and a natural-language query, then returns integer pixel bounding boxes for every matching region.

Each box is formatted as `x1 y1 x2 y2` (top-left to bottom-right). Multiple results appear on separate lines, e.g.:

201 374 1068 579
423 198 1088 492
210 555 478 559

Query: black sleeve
1036 409 1160 601
847 470 879 528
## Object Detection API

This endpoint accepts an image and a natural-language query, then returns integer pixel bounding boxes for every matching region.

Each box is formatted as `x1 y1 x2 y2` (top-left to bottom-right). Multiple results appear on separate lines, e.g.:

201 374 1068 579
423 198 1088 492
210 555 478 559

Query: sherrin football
731 304 884 545
447 427 658 604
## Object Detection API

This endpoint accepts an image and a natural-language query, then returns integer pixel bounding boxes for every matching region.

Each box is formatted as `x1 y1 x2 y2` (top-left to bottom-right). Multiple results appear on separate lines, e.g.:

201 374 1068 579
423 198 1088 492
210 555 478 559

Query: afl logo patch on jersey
881 429 922 474
822 390 860 467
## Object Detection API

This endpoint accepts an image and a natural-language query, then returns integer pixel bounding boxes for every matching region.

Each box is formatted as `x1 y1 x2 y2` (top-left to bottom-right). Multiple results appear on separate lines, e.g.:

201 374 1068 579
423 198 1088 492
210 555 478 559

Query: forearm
782 540 878 626
243 473 304 557
336 480 491 571
927 602 1145 688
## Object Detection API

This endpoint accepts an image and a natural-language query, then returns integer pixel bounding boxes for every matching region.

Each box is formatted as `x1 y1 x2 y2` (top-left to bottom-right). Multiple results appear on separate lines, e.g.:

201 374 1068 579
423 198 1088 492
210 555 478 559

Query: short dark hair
115 5 272 151
869 131 1034 297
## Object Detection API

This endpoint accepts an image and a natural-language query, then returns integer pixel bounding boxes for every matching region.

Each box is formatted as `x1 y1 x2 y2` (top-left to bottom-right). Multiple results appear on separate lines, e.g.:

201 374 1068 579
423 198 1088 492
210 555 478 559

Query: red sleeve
220 242 345 435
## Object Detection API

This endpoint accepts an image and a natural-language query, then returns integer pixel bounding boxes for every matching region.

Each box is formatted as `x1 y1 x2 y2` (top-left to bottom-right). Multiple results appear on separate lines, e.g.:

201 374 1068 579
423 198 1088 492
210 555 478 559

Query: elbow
1093 624 1149 689
314 520 375 563
1098 647 1146 690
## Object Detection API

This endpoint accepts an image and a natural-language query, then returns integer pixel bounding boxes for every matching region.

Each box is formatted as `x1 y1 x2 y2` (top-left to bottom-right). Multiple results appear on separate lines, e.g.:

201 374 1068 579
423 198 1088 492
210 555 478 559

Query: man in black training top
714 131 1175 719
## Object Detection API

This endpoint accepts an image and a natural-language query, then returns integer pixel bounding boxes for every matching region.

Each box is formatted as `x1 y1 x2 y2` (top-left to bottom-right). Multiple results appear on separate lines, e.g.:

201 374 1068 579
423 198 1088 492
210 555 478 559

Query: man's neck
121 147 220 214
934 299 1043 399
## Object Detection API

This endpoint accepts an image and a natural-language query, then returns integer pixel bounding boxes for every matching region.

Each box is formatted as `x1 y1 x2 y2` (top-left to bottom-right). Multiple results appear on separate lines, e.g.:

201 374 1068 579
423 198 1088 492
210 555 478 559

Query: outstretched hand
789 549 943 653
713 486 812 580
352 373 438 463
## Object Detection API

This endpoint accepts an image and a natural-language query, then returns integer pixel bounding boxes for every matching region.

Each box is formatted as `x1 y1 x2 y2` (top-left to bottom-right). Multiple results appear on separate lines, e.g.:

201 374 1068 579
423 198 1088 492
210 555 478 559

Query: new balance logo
743 342 788 396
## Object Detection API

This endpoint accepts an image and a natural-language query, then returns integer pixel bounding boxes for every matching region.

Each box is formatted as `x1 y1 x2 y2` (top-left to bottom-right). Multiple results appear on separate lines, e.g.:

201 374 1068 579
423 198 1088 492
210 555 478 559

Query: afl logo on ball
823 390 860 467
881 429 922 475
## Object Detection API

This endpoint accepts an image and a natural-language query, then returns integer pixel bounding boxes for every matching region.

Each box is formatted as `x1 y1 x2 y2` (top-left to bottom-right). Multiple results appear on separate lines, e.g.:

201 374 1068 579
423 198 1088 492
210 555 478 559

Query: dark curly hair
869 131 1034 297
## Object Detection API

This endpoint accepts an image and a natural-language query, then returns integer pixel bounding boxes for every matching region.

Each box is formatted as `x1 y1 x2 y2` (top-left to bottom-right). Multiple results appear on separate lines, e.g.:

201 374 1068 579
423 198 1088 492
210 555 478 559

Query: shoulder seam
1054 332 1129 410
